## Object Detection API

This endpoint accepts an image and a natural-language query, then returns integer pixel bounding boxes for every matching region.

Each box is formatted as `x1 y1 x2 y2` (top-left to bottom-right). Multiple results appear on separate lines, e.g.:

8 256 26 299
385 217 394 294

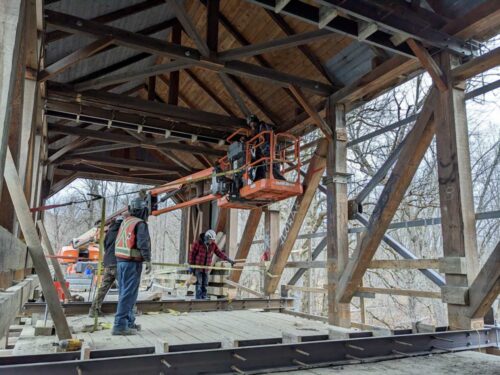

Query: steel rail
22 297 293 316
1 328 497 374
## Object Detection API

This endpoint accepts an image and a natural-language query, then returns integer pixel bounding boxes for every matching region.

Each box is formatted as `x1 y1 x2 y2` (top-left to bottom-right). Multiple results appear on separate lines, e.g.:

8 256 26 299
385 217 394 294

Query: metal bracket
323 172 351 185
335 128 348 142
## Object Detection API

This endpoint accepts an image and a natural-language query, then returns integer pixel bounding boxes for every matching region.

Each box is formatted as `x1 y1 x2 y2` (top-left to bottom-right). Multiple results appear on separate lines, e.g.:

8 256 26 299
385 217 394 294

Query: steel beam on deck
22 298 292 316
1 328 497 374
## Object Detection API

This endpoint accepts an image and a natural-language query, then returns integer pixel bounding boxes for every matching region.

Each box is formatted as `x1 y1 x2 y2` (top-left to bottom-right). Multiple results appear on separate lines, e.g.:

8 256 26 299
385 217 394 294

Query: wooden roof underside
41 0 500 196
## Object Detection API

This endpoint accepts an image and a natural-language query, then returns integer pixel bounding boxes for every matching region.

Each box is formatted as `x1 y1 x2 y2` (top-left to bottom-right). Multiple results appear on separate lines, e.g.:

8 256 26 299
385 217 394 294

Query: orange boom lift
149 128 302 216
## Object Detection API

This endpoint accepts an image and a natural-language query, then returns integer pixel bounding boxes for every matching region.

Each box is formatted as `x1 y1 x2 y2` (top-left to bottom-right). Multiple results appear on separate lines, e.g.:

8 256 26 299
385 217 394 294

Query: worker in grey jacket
88 215 124 317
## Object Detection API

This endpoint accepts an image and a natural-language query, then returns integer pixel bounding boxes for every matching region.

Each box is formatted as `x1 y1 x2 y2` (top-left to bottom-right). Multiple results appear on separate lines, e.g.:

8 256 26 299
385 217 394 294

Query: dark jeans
90 266 116 313
113 261 142 331
195 270 208 299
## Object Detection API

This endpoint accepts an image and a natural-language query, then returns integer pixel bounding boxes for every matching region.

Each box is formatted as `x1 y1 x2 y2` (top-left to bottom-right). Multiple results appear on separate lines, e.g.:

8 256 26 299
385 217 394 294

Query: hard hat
128 197 147 213
205 229 217 241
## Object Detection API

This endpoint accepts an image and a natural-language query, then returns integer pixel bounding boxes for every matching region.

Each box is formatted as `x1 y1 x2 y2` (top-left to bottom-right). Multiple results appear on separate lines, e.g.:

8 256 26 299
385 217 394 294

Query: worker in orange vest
112 197 152 336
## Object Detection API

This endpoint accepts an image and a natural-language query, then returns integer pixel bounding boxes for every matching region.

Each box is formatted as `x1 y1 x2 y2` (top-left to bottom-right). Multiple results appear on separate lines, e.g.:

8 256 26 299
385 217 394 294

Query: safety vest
115 216 144 261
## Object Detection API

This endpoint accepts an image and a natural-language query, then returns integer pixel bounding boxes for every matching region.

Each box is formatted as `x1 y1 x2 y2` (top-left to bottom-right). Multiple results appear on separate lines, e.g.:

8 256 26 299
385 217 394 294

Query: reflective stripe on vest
115 216 143 260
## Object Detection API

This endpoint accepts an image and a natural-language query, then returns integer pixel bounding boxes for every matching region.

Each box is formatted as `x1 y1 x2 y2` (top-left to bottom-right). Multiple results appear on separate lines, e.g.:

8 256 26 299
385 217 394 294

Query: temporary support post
225 208 238 258
264 139 328 295
325 99 350 327
37 220 72 300
178 207 189 263
436 52 480 330
264 206 280 258
229 208 262 283
4 148 72 340
335 87 437 304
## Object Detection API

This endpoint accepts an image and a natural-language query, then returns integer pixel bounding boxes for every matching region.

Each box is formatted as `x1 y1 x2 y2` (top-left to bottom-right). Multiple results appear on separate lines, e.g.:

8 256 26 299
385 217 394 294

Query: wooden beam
168 22 182 106
226 75 280 124
246 0 415 57
357 287 441 299
265 139 328 295
225 279 265 298
184 69 237 117
169 0 210 56
148 76 156 101
0 0 25 198
48 84 246 130
318 6 338 29
406 38 447 92
288 237 327 286
57 166 168 185
69 18 180 85
369 259 440 269
326 100 349 327
218 73 251 117
46 99 228 137
452 46 500 82
206 0 219 54
335 88 437 304
74 61 192 91
37 220 72 299
47 137 89 163
48 123 225 156
312 0 472 56
59 154 185 174
206 2 303 108
228 208 263 283
467 241 500 319
45 0 165 43
289 85 333 140
158 74 196 109
436 52 480 330
265 10 342 88
4 148 72 339
45 10 333 96
38 38 114 82
219 29 332 61
275 0 291 13
357 22 378 41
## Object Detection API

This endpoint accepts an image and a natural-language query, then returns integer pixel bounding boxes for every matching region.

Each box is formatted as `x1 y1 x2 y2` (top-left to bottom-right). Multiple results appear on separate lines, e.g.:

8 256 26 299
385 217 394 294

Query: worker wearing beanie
89 215 124 318
188 229 235 299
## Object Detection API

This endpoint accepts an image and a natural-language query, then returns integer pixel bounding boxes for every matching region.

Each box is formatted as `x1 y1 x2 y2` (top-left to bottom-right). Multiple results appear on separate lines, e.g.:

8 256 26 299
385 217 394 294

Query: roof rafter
45 9 333 96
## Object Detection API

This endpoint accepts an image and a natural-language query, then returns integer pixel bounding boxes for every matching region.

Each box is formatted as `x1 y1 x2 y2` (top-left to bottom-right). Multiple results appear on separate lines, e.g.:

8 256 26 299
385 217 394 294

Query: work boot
111 327 138 336
88 309 104 318
129 323 141 331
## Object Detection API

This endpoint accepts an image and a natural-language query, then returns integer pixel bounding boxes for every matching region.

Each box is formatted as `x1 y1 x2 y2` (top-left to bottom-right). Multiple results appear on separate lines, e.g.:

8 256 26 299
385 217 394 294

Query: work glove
228 259 236 266
188 267 195 275
144 261 152 275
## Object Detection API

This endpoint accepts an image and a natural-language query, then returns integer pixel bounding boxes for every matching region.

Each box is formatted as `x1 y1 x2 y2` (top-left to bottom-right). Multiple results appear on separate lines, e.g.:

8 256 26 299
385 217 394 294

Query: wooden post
179 207 190 264
225 208 238 258
4 148 71 339
0 0 26 196
264 139 328 295
37 220 72 300
436 51 481 330
264 206 280 258
228 208 262 283
326 100 350 327
335 88 437 304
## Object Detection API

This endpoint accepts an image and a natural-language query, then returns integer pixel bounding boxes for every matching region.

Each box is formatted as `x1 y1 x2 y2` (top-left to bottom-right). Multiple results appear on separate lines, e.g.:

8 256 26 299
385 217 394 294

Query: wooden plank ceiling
41 0 498 196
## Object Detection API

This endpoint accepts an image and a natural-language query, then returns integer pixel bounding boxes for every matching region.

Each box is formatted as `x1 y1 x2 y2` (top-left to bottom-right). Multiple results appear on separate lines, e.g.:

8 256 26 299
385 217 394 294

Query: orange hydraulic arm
149 167 219 216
